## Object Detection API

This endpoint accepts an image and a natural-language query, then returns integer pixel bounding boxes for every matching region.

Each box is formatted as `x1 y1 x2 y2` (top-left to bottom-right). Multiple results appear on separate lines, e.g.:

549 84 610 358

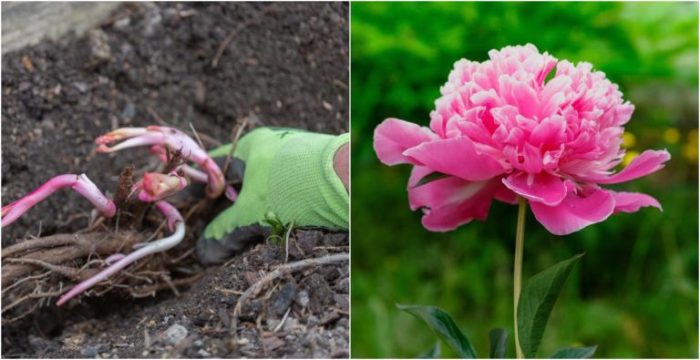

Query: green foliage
518 254 584 357
398 304 478 358
417 342 441 359
488 329 508 359
550 346 598 359
351 2 698 358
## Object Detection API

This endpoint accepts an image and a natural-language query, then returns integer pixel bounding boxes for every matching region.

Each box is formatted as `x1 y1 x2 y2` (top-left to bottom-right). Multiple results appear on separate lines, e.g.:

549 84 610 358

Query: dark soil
1 2 348 358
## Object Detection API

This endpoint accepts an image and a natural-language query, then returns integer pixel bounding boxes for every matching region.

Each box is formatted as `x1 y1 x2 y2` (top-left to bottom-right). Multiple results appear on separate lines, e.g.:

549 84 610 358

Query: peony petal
403 137 506 181
530 187 615 235
409 176 487 212
611 191 662 214
494 181 518 204
502 171 567 206
529 115 566 148
586 149 670 184
539 76 571 117
408 165 433 188
374 118 436 166
512 81 539 118
412 179 496 232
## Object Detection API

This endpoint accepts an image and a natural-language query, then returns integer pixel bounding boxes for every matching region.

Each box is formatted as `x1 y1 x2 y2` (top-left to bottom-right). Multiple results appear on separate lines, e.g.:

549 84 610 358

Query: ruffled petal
494 181 518 204
409 178 496 232
403 137 506 181
611 191 662 214
408 165 433 189
502 171 567 206
530 187 615 235
409 176 487 212
586 150 670 184
374 118 436 166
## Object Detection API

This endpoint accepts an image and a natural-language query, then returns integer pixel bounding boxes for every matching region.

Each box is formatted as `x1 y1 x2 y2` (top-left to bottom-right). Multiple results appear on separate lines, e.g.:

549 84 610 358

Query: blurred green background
350 2 698 358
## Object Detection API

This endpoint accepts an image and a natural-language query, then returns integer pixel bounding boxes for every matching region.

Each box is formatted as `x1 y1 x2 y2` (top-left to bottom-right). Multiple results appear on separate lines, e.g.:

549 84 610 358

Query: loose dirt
1 2 348 358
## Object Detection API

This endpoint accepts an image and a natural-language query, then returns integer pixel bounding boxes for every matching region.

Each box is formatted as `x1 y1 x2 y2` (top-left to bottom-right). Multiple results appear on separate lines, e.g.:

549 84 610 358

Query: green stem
514 197 527 359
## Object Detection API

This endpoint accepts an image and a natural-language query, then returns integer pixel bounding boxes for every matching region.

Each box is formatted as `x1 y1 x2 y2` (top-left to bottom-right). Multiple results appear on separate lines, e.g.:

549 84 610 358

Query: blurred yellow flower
622 150 640 166
622 133 636 148
682 129 698 163
663 128 680 144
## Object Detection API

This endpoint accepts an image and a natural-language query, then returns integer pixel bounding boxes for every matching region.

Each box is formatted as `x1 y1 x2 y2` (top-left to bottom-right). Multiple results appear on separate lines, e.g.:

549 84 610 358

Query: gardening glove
196 127 349 265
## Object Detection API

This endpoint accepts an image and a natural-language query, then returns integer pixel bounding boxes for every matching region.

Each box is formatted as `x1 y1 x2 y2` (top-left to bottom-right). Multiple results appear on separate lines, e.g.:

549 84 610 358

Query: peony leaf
397 304 478 358
551 345 597 358
417 342 441 358
488 328 508 358
517 253 584 358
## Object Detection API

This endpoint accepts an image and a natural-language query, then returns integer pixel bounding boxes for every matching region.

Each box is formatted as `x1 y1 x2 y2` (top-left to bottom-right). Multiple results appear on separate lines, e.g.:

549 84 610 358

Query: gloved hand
196 127 349 264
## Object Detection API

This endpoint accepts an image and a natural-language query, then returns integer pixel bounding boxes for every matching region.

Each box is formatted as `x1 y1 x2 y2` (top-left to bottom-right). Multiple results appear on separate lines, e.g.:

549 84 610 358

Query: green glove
196 127 349 264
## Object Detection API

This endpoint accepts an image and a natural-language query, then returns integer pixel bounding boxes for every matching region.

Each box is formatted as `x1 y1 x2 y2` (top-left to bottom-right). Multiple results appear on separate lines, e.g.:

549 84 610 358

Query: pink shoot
1 174 116 228
149 144 209 183
155 200 184 231
97 126 225 198
56 202 185 306
132 172 189 202
150 144 237 201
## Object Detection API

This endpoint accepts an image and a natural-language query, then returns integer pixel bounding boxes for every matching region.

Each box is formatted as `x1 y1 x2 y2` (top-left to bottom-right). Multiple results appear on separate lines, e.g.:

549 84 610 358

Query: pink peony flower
374 44 670 235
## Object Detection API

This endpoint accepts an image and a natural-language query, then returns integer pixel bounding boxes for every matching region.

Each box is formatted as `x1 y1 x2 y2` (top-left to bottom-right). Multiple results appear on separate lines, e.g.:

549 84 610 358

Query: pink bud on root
135 172 189 202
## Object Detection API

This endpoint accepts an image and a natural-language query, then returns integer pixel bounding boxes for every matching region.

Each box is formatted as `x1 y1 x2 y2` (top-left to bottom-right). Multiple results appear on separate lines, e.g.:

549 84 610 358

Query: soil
1 2 348 358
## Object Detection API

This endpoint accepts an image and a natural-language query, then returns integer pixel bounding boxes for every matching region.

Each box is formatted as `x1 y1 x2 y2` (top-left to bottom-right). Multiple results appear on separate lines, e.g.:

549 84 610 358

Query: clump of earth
2 2 348 358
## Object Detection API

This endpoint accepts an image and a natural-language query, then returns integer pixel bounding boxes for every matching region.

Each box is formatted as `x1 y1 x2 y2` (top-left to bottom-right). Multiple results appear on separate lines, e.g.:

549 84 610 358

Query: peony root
56 202 185 306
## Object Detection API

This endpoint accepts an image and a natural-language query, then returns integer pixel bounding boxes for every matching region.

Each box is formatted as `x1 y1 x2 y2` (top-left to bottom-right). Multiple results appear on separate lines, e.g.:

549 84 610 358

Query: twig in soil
121 270 156 284
160 273 180 297
232 253 348 318
147 107 171 127
211 5 277 68
284 221 294 263
55 213 90 228
144 329 152 350
2 302 39 324
188 122 206 150
188 129 222 148
169 247 195 264
313 246 348 252
221 116 250 179
273 306 292 333
2 289 64 317
129 273 204 298
216 287 244 296
1 271 51 295
183 197 208 222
